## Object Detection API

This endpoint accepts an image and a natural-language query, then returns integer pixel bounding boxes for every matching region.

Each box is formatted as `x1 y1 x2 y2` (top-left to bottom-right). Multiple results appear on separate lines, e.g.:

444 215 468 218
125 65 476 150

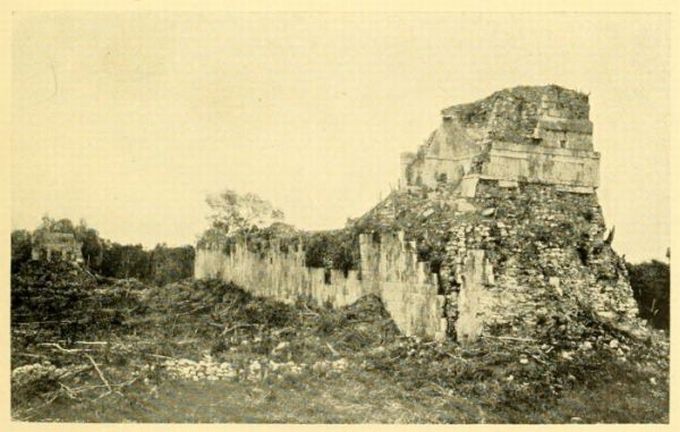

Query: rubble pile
350 179 646 343
160 354 350 383
441 85 589 144
456 182 641 340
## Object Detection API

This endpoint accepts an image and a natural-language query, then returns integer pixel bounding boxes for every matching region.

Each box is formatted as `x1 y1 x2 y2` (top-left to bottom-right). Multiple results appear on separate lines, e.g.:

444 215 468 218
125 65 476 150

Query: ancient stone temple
31 232 84 263
196 84 644 343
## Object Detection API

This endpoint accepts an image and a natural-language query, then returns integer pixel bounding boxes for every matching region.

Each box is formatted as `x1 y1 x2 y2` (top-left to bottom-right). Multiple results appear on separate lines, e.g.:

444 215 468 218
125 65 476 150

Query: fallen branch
36 343 88 354
482 335 536 343
301 304 320 317
178 304 211 316
84 354 121 397
145 353 174 359
530 354 549 365
59 382 79 400
326 342 340 357
208 321 224 328
221 323 256 337
15 320 75 325
56 364 93 380
16 352 49 359
216 299 237 317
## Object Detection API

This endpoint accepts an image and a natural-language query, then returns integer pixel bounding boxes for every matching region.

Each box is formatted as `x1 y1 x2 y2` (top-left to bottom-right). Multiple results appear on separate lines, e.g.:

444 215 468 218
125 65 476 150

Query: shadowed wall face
195 233 448 340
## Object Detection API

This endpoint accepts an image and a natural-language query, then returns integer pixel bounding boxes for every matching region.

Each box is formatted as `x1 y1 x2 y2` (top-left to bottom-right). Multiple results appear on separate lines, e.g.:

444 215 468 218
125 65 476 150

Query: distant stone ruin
196 85 645 343
31 232 84 263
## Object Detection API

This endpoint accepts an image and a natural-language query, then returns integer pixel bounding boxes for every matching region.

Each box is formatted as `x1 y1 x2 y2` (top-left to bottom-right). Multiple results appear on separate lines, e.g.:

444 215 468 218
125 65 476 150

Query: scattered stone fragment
481 207 495 217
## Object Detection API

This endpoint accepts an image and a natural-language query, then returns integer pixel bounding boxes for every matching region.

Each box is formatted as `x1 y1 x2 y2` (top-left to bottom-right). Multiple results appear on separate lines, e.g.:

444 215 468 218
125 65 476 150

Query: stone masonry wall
400 85 599 191
195 232 448 340
439 180 643 342
196 179 644 343
483 141 600 188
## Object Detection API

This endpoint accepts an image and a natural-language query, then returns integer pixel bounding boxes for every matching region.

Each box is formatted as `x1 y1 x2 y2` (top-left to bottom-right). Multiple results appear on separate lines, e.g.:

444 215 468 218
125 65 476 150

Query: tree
205 189 284 235
196 226 231 252
100 243 150 280
148 244 195 285
74 219 104 270
32 215 59 244
11 230 33 272
626 259 670 332
33 215 76 238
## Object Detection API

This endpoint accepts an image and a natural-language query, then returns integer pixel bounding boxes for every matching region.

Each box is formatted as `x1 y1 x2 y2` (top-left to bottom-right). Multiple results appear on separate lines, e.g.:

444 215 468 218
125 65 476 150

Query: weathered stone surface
400 85 599 190
31 232 84 263
455 249 493 343
196 232 447 339
197 85 644 345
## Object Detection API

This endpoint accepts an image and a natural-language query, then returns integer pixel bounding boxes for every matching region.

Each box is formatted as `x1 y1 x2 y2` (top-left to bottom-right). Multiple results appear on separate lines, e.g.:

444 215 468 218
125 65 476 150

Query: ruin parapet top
400 84 599 192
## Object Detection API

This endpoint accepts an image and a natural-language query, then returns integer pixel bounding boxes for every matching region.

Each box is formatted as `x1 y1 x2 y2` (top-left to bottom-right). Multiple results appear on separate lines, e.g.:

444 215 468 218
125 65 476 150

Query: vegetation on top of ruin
438 84 590 145
441 84 589 120
11 216 195 286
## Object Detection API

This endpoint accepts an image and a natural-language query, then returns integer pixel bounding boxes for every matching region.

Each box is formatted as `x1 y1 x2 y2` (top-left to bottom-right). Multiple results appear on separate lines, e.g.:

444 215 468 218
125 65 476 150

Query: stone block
498 179 519 188
459 175 480 197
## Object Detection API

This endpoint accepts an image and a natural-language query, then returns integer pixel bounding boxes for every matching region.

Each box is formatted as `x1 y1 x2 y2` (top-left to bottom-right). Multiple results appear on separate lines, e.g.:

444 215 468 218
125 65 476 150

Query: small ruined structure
31 232 84 263
197 84 644 343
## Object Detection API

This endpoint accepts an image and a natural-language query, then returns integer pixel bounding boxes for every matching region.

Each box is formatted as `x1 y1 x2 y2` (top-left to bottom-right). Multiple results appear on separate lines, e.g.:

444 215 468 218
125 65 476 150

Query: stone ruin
196 85 645 343
400 85 599 195
196 232 447 339
31 232 84 264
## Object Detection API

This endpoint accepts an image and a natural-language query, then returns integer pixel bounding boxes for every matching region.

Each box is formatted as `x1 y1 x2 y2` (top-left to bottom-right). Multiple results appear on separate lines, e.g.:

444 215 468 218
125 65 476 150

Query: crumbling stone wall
195 231 448 340
439 180 643 342
197 84 643 344
196 179 643 343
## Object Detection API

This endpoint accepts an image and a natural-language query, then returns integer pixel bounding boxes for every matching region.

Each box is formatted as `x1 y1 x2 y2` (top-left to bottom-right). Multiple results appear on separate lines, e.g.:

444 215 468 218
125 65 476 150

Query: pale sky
11 12 670 262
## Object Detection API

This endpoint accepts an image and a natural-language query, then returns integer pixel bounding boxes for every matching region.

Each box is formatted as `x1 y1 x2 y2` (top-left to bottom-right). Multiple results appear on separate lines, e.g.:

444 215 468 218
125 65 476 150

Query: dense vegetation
626 258 671 332
11 216 194 285
10 261 669 423
9 190 670 422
